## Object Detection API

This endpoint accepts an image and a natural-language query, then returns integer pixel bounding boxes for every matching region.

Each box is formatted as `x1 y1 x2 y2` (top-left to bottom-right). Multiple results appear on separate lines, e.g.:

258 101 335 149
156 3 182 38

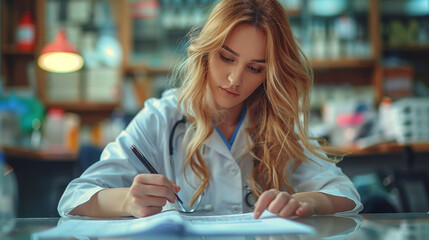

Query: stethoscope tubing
169 116 186 157
168 116 255 211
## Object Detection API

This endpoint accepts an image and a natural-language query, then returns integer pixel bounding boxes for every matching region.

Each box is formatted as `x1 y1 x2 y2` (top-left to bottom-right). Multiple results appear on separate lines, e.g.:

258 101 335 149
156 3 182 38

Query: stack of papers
33 210 316 239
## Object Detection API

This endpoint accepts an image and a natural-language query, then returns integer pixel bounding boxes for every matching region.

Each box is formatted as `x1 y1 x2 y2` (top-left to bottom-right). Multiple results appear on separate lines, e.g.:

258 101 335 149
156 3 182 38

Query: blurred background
1 0 429 217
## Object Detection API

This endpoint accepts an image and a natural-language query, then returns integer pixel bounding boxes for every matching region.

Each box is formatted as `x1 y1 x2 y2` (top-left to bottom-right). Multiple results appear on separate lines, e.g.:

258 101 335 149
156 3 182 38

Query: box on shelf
47 72 81 102
383 67 414 100
84 68 120 103
391 98 429 144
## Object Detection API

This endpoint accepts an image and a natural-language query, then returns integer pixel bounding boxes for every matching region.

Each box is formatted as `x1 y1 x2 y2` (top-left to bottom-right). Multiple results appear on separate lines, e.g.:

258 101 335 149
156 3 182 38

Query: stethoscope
168 116 257 213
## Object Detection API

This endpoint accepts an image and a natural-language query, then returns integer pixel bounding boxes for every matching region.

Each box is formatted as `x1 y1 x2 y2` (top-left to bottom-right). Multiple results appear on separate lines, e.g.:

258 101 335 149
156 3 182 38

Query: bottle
0 150 17 235
378 97 395 141
16 11 36 52
64 113 80 152
43 108 66 149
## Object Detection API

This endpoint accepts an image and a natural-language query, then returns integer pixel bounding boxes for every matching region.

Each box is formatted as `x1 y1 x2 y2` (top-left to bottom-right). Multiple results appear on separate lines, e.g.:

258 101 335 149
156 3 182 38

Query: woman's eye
248 66 263 74
220 53 234 63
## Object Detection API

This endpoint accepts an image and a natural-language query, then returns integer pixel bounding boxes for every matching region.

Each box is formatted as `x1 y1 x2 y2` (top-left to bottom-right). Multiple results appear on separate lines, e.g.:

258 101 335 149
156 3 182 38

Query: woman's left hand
253 189 313 219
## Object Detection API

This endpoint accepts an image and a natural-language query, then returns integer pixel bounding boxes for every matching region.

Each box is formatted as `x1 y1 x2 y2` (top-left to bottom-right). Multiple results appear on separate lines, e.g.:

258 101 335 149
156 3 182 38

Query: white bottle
378 97 396 141
0 150 17 235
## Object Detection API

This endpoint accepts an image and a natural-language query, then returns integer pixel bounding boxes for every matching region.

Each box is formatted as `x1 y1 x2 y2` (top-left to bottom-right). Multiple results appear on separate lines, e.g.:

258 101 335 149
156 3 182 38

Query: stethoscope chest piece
245 186 257 209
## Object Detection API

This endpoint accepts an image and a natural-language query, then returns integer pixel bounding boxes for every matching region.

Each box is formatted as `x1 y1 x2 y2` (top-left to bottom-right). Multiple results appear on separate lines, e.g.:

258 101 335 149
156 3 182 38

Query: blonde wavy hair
174 0 339 206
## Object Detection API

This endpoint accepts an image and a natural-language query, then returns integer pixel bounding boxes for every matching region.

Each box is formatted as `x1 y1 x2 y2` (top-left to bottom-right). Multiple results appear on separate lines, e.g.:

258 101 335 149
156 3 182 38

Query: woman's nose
228 68 243 86
228 75 235 84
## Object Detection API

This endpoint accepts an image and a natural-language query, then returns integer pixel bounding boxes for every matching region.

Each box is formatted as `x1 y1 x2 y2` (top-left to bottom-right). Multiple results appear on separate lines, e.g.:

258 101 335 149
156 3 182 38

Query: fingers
130 185 176 202
296 202 312 217
131 195 167 208
265 191 299 218
126 174 182 217
277 198 300 217
135 174 174 189
268 192 291 214
254 189 312 219
132 184 177 203
169 179 181 193
132 174 178 203
127 174 182 217
253 189 279 219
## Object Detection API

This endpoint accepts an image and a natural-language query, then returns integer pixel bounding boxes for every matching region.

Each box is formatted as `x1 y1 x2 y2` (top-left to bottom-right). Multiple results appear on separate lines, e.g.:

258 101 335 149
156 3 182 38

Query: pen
130 144 183 204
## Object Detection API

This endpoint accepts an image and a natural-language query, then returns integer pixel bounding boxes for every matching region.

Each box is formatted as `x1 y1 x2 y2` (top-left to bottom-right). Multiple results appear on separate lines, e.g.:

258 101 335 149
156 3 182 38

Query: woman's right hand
123 174 181 217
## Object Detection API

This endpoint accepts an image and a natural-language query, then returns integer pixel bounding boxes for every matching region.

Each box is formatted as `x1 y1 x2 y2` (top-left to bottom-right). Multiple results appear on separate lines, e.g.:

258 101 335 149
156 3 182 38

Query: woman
58 0 362 219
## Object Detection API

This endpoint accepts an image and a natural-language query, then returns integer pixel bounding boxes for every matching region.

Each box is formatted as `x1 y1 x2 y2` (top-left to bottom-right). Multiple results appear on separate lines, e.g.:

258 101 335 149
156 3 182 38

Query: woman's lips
220 87 240 97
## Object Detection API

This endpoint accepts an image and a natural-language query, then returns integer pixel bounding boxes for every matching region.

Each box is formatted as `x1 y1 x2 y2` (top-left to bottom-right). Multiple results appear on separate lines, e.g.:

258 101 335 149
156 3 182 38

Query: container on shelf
391 98 429 144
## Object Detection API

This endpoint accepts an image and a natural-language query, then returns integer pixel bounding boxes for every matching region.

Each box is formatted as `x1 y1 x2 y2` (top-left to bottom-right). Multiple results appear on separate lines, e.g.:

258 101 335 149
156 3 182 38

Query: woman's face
208 23 267 113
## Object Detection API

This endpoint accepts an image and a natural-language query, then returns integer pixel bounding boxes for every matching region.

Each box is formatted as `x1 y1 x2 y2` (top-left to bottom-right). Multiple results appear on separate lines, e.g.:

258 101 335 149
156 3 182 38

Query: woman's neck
214 103 243 126
212 103 244 141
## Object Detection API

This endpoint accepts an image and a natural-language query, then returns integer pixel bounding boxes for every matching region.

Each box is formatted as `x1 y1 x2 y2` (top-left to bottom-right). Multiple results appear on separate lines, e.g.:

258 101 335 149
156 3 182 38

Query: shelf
124 64 170 75
45 102 119 112
3 146 77 162
44 101 119 124
1 45 36 55
344 142 429 156
285 9 302 16
384 44 429 52
126 58 379 74
310 58 377 69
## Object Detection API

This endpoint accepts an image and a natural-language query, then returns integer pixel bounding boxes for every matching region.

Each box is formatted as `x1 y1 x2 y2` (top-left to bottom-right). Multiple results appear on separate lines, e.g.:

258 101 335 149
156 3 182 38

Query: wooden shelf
310 58 377 69
1 45 35 55
285 9 302 16
126 58 379 74
344 142 429 156
44 101 119 125
384 44 429 52
3 146 77 162
124 64 170 75
45 102 118 112
1 0 125 126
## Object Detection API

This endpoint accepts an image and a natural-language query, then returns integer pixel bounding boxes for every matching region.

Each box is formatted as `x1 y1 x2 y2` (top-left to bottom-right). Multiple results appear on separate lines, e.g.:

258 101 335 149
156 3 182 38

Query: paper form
32 210 316 239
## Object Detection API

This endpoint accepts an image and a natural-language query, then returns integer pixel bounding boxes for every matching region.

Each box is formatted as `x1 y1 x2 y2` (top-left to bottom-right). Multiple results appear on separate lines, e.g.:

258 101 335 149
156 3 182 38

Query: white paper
182 211 315 236
32 210 316 239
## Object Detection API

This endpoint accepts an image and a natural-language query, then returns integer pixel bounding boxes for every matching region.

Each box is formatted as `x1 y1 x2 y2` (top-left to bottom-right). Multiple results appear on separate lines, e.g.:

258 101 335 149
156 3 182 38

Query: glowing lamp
38 30 84 73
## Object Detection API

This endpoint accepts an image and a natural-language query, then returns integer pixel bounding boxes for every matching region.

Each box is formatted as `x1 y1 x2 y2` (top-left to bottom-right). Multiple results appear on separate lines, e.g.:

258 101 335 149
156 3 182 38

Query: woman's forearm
70 188 130 217
292 192 356 215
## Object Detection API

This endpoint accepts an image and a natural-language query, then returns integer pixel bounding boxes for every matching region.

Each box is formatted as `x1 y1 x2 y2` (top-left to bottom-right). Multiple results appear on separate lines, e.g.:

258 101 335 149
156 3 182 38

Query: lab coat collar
203 112 250 160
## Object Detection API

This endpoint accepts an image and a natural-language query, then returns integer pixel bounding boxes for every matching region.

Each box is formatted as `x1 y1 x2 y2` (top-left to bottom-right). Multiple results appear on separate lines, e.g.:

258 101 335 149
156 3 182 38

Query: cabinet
5 146 77 217
41 0 129 124
1 0 45 91
379 0 429 99
2 1 427 124
1 0 128 124
286 0 383 107
123 0 383 104
121 0 215 105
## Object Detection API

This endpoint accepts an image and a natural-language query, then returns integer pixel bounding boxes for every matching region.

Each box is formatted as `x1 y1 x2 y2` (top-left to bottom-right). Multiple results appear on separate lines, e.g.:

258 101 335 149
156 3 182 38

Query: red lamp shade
37 30 84 73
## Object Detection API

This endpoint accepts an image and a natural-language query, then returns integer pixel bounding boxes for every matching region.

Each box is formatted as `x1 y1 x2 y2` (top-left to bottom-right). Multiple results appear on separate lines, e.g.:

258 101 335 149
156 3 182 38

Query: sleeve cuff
58 187 104 217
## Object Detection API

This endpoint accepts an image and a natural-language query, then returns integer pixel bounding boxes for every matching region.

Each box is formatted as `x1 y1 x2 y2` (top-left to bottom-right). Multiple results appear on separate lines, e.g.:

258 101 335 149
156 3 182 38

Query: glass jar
0 151 18 236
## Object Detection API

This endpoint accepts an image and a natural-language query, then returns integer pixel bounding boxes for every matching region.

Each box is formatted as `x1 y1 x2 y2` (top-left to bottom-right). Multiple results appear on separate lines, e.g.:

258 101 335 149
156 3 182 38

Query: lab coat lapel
204 112 250 160
230 113 250 159
204 128 232 159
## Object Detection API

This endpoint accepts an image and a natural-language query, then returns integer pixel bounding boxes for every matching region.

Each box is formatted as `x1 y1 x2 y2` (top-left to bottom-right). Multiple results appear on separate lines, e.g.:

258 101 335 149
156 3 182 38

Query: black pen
130 144 183 204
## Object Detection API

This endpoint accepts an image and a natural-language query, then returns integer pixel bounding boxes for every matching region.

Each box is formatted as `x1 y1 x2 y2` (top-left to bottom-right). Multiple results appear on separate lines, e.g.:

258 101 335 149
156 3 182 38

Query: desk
4 146 78 217
3 146 77 162
5 213 429 240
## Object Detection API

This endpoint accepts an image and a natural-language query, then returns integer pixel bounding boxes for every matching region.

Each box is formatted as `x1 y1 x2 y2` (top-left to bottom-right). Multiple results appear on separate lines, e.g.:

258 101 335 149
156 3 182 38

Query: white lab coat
58 89 363 217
